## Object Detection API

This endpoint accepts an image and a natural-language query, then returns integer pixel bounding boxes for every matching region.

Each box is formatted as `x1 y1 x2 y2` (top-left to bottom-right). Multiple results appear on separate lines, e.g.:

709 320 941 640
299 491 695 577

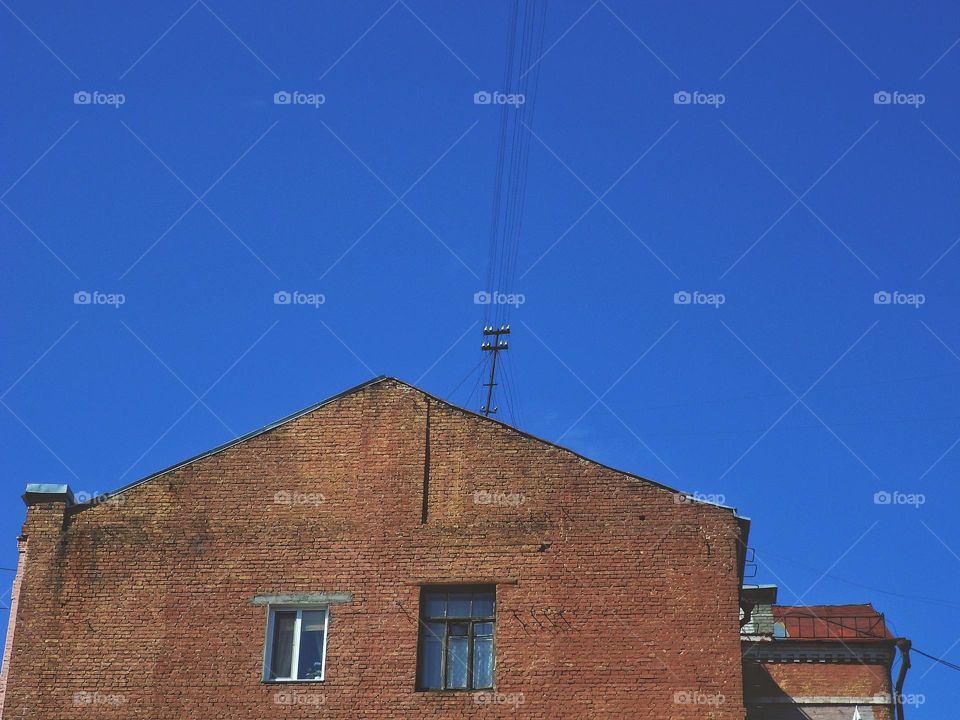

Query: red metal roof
772 604 893 642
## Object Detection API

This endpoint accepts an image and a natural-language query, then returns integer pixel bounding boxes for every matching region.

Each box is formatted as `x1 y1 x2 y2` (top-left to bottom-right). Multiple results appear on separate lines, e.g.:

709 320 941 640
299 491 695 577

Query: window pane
446 635 469 689
418 622 444 690
449 622 469 637
473 593 494 617
448 593 472 617
423 592 446 618
297 610 326 680
474 621 494 637
472 637 494 689
269 611 296 679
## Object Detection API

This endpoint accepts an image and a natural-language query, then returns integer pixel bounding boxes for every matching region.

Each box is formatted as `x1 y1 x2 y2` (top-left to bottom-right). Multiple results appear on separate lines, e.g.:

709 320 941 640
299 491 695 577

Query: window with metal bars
416 586 495 691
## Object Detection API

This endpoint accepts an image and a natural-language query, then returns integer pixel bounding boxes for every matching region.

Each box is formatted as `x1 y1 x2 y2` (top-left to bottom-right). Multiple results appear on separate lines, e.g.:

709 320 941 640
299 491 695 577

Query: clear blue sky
2 1 959 714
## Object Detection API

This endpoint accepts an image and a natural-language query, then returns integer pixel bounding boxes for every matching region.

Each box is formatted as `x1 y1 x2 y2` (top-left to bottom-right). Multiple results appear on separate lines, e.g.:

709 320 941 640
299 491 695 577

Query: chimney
0 484 74 716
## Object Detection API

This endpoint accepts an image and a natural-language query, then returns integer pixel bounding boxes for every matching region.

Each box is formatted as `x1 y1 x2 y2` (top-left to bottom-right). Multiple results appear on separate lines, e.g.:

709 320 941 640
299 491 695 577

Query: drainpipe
894 638 911 720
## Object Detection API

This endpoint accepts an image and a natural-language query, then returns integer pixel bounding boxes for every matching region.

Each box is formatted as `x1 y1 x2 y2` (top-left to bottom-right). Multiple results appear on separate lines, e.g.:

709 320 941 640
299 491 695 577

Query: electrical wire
447 358 484 402
758 551 960 611
753 555 960 672
499 355 519 425
502 352 523 426
465 354 489 410
913 647 960 672
477 0 547 416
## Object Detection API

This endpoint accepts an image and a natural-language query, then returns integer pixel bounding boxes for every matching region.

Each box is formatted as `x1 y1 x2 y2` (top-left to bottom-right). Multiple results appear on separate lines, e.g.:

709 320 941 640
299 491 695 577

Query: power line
754 553 960 674
759 551 960 611
501 352 522 426
769 611 960 673
913 647 960 673
464 353 489 410
447 358 484 402
477 0 547 418
499 352 519 426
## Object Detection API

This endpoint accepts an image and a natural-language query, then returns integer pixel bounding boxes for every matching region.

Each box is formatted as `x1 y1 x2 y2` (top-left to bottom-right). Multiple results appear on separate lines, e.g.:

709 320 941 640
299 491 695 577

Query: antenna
481 325 510 417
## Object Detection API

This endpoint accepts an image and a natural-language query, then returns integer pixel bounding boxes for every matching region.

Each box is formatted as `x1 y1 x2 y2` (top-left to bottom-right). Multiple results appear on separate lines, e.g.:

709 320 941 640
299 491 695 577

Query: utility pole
481 325 510 417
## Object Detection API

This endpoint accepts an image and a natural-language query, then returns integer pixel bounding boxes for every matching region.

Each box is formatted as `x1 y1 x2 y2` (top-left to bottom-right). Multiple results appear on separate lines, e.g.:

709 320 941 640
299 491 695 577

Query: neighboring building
741 585 911 720
0 377 907 718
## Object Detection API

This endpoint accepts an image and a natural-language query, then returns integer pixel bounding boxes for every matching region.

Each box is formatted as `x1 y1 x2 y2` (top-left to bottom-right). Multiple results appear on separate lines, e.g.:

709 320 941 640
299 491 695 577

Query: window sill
415 688 494 694
261 678 325 684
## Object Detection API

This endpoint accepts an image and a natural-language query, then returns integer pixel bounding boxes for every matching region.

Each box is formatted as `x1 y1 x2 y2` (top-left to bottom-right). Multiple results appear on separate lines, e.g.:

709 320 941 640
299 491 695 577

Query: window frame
262 605 330 682
416 585 496 692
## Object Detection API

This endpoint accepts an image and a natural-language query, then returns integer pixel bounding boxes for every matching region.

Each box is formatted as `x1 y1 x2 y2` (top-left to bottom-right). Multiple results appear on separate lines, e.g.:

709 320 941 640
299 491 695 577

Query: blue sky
3 0 960 713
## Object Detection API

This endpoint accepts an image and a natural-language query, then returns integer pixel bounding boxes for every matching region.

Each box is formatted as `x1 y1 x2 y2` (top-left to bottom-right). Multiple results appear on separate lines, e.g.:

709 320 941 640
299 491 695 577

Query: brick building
0 377 908 718
741 586 909 720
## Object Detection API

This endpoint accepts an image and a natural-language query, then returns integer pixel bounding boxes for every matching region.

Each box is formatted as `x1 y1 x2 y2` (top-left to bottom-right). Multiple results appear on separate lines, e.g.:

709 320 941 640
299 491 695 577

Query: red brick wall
2 379 746 719
744 660 894 720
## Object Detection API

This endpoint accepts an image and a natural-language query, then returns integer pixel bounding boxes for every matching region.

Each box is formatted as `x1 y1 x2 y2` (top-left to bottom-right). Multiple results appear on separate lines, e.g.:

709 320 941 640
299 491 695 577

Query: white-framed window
263 606 329 681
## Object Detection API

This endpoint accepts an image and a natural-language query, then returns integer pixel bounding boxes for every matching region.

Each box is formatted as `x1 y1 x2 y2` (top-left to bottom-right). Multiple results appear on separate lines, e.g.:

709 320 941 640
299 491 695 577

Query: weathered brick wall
744 659 894 720
0 538 26 717
2 379 746 719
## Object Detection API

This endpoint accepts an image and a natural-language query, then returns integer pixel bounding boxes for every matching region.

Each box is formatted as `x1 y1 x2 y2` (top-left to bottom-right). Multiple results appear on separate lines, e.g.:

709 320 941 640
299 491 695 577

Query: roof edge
69 376 389 511
386 378 741 517
69 375 743 519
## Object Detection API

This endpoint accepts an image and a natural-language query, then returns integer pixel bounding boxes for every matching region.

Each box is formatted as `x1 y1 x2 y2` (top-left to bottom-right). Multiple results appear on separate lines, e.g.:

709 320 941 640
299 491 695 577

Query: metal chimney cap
22 483 75 507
